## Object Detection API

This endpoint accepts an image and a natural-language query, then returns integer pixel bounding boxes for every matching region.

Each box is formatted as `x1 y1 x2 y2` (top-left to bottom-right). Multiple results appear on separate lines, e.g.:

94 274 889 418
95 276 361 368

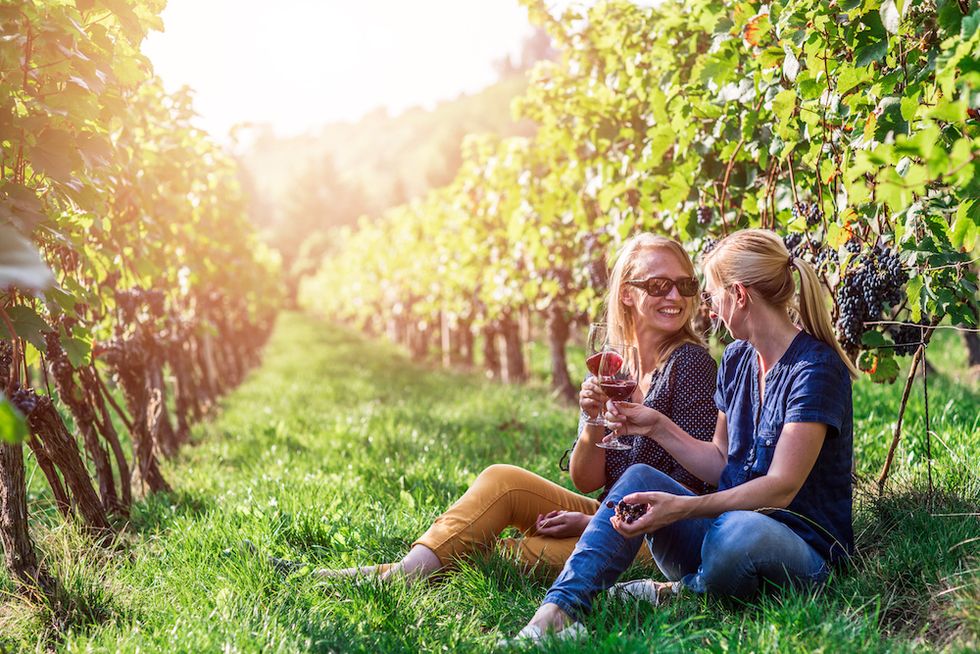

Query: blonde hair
701 229 859 379
605 233 704 368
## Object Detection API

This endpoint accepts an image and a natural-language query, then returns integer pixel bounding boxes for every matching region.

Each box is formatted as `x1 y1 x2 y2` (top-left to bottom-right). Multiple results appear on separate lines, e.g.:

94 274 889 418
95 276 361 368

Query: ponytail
792 257 860 379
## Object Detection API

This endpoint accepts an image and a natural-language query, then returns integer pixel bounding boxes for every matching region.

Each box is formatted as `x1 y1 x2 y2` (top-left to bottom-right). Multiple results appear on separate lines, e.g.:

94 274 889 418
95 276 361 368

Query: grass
1 311 977 652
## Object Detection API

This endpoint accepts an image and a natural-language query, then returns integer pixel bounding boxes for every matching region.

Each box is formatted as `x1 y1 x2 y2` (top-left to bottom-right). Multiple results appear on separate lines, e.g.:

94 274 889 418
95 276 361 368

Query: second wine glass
584 322 607 426
595 344 638 451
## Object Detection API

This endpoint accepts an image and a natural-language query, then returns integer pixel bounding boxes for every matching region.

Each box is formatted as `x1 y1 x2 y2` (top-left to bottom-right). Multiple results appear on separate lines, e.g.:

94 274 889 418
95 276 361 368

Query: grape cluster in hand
835 248 908 350
792 201 822 227
606 499 648 524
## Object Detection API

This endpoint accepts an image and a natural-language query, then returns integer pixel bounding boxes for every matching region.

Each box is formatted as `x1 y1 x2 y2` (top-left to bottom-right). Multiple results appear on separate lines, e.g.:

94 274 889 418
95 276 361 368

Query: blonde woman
508 229 856 643
269 234 719 582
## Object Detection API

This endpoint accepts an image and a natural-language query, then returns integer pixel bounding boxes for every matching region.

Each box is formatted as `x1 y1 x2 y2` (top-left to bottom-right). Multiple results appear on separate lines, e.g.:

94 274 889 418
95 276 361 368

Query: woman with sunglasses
505 229 857 644
259 234 718 583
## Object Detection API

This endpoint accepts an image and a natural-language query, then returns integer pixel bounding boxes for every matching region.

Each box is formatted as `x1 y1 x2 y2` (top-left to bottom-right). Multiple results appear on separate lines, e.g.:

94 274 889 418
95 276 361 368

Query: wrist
581 423 606 441
677 495 699 520
642 411 661 440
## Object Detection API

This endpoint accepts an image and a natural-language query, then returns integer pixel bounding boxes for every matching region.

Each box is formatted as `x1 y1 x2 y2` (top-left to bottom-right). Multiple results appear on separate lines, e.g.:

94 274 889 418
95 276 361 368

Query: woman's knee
704 511 779 555
697 512 777 591
698 511 824 597
474 464 534 490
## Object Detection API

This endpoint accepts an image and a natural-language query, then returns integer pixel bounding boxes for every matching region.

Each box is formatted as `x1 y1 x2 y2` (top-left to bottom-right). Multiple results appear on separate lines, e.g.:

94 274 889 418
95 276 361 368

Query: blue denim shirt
714 332 854 564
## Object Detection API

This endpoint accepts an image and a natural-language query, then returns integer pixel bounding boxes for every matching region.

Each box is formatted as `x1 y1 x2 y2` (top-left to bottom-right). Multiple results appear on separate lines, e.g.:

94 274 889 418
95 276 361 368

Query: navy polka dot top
576 342 719 499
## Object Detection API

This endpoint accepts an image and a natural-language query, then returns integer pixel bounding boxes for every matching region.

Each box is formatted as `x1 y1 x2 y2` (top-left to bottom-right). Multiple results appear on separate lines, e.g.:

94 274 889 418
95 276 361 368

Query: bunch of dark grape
876 248 906 305
44 331 74 380
115 289 141 322
785 236 836 274
9 384 39 417
812 245 836 273
701 238 719 257
696 206 713 226
885 323 922 356
782 233 804 252
835 247 909 349
146 290 166 318
792 201 822 228
606 499 648 524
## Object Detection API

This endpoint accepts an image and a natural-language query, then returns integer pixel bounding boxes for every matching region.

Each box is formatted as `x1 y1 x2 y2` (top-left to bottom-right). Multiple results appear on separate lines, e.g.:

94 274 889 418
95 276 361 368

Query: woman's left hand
535 510 590 538
609 491 691 537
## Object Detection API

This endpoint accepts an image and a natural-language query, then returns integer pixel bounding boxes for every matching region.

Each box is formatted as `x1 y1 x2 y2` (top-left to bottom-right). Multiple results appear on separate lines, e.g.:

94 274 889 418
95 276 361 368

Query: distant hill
238 74 535 229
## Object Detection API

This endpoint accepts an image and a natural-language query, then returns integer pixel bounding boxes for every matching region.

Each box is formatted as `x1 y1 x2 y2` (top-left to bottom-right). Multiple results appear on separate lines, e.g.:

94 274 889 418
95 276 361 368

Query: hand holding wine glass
595 344 638 451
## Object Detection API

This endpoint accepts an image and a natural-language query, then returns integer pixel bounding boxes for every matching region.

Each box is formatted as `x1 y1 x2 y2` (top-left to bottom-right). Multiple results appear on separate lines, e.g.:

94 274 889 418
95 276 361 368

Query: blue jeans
542 464 830 619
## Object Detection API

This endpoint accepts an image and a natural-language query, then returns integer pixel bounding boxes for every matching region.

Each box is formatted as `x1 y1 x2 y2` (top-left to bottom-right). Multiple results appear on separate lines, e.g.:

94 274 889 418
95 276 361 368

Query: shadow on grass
0 526 144 653
844 485 980 643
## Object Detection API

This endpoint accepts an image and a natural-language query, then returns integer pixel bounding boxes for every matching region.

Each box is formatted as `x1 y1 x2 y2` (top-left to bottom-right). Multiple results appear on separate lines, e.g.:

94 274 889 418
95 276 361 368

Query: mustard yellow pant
413 464 653 573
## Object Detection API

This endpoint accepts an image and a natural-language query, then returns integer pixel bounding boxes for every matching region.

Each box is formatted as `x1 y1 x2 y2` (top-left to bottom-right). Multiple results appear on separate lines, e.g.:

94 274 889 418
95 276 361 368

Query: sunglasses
625 276 700 298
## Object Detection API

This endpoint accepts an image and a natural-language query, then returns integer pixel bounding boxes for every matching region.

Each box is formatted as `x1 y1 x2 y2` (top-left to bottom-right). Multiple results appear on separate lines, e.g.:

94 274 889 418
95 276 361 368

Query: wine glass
596 344 638 451
584 323 607 426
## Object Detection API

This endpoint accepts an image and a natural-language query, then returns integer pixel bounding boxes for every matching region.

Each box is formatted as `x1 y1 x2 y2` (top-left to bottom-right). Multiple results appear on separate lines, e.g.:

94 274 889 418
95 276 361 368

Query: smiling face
622 247 694 339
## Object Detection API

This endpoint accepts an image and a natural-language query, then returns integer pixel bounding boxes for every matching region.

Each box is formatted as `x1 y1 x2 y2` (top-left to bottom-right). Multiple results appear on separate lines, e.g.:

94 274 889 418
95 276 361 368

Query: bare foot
313 545 443 585
524 602 574 634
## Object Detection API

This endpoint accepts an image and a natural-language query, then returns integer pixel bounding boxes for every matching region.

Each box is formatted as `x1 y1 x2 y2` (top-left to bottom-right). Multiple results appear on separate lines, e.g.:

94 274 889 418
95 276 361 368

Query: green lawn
2 312 978 652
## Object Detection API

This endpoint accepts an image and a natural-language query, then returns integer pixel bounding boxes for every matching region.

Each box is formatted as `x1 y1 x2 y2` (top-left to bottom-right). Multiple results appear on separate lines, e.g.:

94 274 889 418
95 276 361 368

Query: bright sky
142 0 537 139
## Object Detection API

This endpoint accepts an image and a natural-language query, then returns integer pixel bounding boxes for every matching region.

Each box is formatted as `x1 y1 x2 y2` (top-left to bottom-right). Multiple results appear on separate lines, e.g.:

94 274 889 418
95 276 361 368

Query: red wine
600 379 636 402
587 352 623 376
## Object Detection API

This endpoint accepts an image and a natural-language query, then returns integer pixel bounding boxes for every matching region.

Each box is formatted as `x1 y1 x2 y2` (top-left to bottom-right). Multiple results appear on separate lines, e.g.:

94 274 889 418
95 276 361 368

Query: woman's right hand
603 401 663 440
579 378 608 421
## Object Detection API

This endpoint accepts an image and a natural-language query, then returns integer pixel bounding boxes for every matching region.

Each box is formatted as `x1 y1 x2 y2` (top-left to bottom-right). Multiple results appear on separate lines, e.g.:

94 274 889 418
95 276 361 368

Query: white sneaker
607 579 680 606
496 621 587 648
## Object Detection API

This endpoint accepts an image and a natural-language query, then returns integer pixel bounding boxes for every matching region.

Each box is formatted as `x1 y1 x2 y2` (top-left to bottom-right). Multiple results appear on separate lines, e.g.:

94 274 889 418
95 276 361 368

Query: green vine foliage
305 0 978 385
0 0 280 399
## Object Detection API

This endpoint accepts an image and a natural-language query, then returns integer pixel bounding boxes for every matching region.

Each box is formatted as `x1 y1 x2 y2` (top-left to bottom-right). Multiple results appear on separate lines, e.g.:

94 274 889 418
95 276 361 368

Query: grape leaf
0 395 27 445
30 129 79 182
870 352 900 384
855 39 888 67
861 330 889 347
62 336 92 369
857 350 879 373
879 0 901 35
783 47 800 82
907 276 924 322
0 306 49 351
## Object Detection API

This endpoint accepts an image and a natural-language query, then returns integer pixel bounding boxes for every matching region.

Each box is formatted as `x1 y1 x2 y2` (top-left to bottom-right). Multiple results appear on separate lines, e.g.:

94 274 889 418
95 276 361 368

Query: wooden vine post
876 325 936 494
